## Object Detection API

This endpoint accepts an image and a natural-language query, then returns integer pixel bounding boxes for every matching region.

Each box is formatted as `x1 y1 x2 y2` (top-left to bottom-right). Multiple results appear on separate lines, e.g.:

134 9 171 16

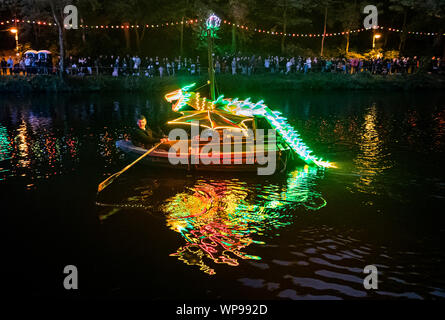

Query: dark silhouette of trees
0 0 444 58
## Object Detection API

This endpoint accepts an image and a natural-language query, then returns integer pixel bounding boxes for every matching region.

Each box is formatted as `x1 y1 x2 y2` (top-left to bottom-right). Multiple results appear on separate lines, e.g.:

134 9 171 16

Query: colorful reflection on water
0 109 86 183
161 166 326 275
0 125 12 181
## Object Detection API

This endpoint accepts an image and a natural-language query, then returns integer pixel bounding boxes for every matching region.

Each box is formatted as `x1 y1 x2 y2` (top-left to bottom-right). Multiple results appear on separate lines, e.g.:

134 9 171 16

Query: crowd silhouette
1 53 444 77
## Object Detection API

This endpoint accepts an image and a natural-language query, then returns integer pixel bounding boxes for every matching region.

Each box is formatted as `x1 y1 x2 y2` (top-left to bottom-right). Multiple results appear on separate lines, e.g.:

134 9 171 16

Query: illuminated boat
116 14 335 173
116 83 334 173
115 107 294 173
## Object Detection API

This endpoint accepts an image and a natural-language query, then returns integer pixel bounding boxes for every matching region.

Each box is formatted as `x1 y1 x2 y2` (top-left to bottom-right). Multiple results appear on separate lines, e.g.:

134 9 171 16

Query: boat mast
207 32 216 101
206 14 221 101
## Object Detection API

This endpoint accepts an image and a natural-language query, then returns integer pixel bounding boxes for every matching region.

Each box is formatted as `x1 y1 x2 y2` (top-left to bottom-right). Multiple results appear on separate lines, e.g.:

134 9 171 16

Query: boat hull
116 140 291 173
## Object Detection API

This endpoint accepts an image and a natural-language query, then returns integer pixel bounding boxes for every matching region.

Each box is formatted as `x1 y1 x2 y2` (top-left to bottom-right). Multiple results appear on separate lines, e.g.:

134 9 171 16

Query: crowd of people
213 55 432 75
0 54 53 76
1 53 444 77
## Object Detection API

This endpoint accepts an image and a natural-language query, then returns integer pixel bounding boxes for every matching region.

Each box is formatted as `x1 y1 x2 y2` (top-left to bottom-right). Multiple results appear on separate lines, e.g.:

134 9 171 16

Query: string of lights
1 18 443 37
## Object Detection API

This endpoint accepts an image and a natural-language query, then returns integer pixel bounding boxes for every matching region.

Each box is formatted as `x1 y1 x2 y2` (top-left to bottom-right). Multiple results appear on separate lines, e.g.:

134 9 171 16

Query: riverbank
1 72 444 93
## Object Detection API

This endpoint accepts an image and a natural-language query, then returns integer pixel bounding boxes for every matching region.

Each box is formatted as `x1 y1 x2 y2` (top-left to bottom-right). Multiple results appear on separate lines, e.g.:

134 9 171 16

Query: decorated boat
116 14 335 174
116 95 294 173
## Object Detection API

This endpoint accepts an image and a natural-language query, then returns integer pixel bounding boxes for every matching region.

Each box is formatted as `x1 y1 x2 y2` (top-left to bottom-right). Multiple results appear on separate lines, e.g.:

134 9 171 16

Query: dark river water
2 89 445 300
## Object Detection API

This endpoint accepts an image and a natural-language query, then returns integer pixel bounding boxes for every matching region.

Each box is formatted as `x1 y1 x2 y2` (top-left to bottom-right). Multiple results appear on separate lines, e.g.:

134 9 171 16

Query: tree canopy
0 0 444 58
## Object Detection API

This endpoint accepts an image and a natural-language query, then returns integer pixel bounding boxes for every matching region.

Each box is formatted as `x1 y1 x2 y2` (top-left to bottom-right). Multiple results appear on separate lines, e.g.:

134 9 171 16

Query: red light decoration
0 17 440 38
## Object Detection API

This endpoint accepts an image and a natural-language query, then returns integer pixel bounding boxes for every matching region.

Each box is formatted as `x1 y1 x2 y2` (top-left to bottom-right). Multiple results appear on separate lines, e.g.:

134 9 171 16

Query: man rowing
132 115 168 149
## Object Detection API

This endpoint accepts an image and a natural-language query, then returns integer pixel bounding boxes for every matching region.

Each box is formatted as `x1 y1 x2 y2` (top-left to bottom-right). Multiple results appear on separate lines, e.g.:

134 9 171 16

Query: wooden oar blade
97 142 163 194
98 181 108 193
98 173 119 193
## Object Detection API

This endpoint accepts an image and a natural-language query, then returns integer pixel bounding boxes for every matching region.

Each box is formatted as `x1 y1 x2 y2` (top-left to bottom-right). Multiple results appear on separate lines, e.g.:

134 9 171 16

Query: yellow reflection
15 120 30 168
353 105 392 195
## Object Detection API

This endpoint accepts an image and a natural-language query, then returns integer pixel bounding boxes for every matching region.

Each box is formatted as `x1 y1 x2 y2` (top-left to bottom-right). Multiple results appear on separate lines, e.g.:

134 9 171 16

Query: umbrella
168 110 253 131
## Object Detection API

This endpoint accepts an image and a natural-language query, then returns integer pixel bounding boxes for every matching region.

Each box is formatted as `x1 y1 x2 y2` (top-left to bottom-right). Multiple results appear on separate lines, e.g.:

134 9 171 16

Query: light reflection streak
15 120 30 169
353 105 392 195
161 166 326 275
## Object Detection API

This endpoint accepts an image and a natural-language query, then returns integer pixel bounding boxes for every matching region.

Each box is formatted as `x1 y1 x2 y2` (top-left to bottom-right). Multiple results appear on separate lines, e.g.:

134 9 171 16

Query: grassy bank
1 72 444 93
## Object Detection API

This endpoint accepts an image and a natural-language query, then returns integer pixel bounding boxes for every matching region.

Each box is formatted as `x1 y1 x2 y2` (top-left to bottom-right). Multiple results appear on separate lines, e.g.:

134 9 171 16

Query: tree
414 0 445 58
161 0 196 56
227 0 251 54
178 0 192 56
76 0 100 46
308 0 335 57
332 0 362 54
103 0 166 52
389 0 418 53
261 0 313 54
47 0 67 77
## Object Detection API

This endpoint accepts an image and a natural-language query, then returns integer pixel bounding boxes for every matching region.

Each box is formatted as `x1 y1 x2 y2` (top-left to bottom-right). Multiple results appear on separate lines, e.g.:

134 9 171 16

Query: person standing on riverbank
1 57 6 75
304 57 312 74
7 56 14 75
264 57 270 73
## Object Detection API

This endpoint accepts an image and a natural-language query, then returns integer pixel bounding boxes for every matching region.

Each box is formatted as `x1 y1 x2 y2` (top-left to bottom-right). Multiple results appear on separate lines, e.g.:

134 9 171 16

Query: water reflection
161 166 326 275
2 92 445 299
0 125 12 180
0 125 12 161
15 120 30 169
433 109 445 149
240 225 445 300
6 115 81 181
353 105 393 195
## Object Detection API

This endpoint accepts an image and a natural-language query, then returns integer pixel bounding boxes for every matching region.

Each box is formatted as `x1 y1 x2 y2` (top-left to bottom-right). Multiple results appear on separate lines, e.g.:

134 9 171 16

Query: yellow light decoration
0 19 441 37
167 110 252 131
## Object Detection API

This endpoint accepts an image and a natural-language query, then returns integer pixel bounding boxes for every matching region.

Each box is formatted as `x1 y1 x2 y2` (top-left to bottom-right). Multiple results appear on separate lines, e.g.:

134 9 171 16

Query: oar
98 142 163 193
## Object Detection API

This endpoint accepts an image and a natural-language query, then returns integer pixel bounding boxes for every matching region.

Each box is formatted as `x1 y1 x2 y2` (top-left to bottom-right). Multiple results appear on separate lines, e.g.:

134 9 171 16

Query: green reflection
162 166 326 275
0 125 12 163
